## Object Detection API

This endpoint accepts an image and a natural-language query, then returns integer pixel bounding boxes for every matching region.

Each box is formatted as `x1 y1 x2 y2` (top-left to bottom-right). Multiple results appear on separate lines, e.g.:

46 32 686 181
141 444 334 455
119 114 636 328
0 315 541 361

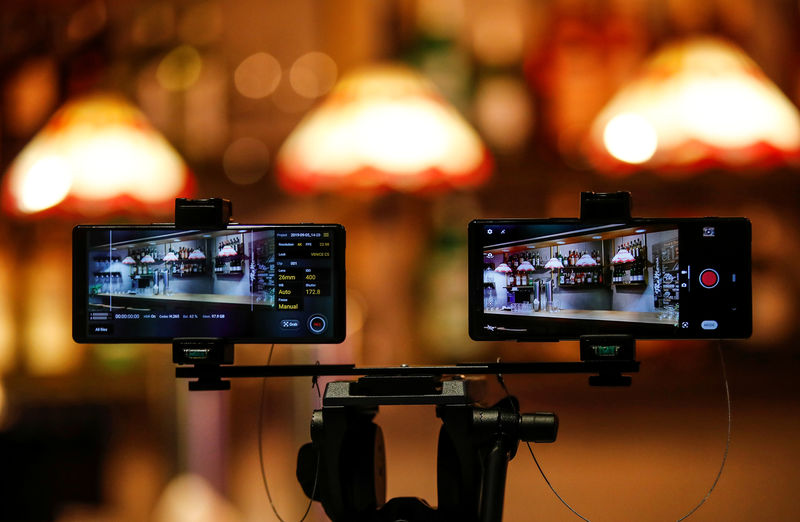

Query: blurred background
1 0 799 520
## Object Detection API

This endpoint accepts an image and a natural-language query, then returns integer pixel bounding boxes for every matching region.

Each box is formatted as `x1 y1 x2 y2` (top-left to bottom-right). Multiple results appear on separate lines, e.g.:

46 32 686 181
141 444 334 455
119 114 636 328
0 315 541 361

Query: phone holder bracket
172 198 235 391
173 338 233 391
174 197 232 229
580 334 636 386
580 191 632 221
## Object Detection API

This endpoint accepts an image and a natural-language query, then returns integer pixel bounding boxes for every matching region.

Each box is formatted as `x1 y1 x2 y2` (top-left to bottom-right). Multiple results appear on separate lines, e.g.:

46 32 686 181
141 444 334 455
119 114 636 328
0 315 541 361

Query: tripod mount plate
324 376 481 407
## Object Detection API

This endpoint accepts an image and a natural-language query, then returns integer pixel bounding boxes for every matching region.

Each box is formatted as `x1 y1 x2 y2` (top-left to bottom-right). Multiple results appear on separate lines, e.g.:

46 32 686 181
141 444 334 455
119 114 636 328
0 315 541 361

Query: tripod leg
479 437 512 522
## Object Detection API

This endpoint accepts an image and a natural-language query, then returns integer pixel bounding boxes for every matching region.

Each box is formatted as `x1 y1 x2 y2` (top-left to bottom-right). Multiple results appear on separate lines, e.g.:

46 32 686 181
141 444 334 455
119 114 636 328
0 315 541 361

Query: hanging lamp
587 37 800 174
277 64 492 193
2 93 193 215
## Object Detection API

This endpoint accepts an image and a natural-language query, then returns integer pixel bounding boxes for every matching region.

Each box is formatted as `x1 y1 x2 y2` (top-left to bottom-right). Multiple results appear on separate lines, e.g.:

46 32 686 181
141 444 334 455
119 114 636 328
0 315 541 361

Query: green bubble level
593 345 620 357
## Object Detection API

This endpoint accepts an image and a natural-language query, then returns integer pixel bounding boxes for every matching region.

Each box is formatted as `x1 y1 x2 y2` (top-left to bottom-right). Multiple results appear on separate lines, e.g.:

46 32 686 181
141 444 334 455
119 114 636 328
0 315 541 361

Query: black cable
674 341 732 521
526 442 591 522
258 344 320 522
496 363 592 522
511 343 732 521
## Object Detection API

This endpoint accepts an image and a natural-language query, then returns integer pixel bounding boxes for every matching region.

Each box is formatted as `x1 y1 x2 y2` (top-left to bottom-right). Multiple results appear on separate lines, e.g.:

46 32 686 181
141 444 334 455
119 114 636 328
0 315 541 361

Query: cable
527 441 591 522
496 366 588 520
513 342 732 521
674 341 732 521
257 344 321 522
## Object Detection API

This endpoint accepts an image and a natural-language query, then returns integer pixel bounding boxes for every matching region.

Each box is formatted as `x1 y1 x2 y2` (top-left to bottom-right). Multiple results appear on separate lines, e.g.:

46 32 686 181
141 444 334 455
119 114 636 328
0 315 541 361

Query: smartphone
73 224 345 343
469 218 751 341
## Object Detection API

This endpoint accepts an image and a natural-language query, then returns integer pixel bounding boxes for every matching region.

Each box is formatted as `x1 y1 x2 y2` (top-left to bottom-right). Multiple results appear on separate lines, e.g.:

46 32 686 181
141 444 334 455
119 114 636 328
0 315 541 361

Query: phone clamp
295 374 558 522
174 197 232 228
579 191 632 221
172 197 235 391
580 335 636 386
173 338 233 391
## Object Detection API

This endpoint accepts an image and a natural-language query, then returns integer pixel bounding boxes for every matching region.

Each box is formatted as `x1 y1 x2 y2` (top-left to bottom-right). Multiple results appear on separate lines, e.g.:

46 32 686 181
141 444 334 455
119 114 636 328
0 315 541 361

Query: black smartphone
73 224 345 343
469 218 751 341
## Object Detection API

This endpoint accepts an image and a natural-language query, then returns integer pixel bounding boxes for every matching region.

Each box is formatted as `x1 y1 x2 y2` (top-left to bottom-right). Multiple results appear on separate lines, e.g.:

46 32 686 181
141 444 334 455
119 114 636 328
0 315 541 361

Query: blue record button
701 320 719 330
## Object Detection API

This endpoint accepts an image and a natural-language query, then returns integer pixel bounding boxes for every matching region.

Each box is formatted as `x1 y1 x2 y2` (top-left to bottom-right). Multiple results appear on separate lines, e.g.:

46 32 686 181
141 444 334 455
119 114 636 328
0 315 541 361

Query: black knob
518 412 558 443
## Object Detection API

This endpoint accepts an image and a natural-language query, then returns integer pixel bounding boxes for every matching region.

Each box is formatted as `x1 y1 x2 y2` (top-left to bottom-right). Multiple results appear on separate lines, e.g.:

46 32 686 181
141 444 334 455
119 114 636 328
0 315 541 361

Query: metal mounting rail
175 360 640 380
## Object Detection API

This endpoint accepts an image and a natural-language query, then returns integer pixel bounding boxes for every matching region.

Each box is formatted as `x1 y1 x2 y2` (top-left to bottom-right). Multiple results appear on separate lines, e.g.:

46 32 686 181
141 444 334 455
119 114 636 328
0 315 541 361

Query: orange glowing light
24 252 81 376
0 379 7 426
234 52 281 99
277 64 492 193
157 45 203 91
0 255 14 375
3 93 193 216
289 52 338 99
588 37 800 173
152 473 240 522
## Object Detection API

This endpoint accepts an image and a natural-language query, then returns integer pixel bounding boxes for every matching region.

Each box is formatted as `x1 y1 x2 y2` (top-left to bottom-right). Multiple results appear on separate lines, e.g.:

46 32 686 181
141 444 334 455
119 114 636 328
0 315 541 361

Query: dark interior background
0 1 798 520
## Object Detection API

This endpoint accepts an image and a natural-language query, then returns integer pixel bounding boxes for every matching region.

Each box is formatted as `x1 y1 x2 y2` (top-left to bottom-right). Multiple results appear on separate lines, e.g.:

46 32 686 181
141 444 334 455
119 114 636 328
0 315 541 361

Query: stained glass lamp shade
218 245 237 257
544 257 563 270
3 93 193 215
494 263 512 274
277 64 492 193
517 261 535 272
588 37 800 173
611 249 635 264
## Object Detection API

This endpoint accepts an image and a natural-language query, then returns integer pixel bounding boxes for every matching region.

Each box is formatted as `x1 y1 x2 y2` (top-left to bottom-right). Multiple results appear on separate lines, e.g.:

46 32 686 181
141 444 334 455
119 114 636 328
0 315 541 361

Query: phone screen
469 218 751 340
73 224 345 343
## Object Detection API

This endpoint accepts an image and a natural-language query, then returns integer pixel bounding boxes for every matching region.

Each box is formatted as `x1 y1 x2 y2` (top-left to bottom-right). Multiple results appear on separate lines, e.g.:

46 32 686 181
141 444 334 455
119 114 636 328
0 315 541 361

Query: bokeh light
603 113 658 164
752 272 795 344
24 254 79 376
152 473 240 522
474 76 534 153
234 52 281 99
4 58 58 137
14 156 73 212
223 137 270 185
156 45 203 92
289 51 338 99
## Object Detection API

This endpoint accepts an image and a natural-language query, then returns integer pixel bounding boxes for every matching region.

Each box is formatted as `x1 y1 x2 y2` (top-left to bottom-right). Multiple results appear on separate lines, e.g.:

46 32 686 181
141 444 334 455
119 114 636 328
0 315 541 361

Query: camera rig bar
175 358 639 389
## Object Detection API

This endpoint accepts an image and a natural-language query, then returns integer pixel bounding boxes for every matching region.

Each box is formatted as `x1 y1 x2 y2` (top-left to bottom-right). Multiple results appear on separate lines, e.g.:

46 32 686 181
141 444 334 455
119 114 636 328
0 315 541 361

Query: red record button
308 314 327 334
699 269 719 289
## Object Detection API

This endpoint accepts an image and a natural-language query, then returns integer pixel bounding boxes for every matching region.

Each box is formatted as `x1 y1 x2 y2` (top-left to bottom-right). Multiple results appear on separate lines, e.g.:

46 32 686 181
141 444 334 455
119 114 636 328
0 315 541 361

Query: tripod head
295 375 557 522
